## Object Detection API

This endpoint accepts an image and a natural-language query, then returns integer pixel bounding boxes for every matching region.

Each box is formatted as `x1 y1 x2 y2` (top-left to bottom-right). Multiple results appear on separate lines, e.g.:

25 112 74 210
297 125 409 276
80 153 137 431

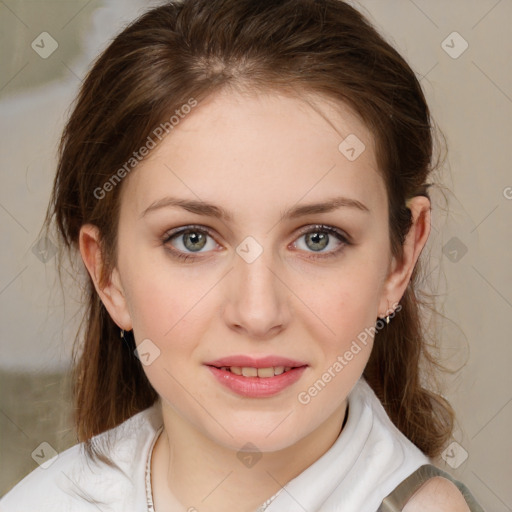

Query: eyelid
163 224 217 241
294 223 351 243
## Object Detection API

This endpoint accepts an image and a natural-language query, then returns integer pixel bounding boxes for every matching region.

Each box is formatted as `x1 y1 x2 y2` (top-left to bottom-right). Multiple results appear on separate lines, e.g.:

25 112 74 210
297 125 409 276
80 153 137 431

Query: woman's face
103 89 399 452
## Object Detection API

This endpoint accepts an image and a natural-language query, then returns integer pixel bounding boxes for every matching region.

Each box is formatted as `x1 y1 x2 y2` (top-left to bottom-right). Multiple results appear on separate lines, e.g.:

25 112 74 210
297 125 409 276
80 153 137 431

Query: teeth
257 367 275 378
241 367 258 377
220 366 294 377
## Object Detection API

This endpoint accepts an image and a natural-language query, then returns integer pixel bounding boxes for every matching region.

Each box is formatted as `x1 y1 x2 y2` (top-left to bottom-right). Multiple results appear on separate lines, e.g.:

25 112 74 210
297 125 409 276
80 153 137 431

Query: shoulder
402 476 471 512
0 404 162 512
0 443 89 511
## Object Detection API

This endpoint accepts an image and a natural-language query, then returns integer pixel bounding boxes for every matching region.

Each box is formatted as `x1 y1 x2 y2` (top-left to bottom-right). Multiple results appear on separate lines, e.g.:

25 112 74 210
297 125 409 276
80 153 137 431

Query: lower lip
206 366 307 398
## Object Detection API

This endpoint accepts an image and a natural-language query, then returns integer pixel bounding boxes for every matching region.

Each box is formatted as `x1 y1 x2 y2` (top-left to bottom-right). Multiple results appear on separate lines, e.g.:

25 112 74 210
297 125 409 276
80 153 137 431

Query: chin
204 419 307 454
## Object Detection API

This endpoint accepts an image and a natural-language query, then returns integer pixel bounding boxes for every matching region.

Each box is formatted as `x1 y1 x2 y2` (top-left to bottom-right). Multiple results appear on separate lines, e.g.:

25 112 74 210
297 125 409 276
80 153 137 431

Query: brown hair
43 0 454 458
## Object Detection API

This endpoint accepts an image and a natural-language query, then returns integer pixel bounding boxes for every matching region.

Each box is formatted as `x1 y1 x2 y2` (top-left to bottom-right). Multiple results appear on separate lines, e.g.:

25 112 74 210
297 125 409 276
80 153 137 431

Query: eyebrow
140 195 370 221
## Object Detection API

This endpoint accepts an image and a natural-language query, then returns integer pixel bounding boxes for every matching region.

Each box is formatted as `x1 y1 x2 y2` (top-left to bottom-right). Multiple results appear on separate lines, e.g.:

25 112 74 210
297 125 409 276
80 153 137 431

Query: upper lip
205 355 308 368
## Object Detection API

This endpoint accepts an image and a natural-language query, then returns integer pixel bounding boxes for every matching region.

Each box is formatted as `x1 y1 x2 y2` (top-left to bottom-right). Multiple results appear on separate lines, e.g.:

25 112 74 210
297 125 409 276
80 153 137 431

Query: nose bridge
235 236 280 302
225 235 289 336
239 248 276 295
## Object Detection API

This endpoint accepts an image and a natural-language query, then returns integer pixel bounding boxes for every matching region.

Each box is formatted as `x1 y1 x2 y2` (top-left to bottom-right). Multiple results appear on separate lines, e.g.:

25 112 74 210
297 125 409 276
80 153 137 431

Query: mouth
204 356 308 397
209 365 299 378
205 355 308 370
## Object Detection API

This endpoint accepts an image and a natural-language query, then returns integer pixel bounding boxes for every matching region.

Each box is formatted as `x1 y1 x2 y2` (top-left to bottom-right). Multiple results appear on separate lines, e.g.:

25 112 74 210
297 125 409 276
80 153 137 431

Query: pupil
307 232 328 251
184 231 206 252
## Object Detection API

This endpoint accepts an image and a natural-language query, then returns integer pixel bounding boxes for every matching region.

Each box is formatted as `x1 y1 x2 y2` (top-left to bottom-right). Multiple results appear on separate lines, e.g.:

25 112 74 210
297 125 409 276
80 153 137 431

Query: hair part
43 0 454 460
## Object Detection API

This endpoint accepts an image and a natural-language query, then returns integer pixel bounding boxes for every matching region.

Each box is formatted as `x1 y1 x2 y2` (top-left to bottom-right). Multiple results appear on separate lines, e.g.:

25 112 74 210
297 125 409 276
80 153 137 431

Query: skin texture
403 477 471 511
80 89 434 511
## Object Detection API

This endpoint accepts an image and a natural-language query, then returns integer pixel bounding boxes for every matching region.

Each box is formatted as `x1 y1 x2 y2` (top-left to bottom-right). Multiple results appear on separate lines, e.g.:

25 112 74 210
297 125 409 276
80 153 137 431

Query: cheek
125 269 205 406
123 246 205 335
295 278 379 411
300 264 383 343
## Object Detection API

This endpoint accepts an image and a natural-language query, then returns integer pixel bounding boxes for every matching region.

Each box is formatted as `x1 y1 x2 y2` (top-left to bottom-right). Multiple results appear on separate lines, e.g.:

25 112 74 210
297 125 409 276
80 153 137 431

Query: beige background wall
0 0 511 509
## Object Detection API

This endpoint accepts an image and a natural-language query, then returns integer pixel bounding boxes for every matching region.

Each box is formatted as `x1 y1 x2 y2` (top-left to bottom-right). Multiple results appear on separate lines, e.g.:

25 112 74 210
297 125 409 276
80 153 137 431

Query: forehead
123 88 387 221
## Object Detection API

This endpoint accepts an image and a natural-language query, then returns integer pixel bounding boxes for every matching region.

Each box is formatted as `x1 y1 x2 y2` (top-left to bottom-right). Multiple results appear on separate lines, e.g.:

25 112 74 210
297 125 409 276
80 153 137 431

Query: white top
0 377 431 511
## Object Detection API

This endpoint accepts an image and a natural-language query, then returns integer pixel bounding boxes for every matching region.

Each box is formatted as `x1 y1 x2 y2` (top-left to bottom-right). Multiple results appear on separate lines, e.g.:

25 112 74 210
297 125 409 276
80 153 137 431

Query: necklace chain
147 426 284 512
255 488 284 511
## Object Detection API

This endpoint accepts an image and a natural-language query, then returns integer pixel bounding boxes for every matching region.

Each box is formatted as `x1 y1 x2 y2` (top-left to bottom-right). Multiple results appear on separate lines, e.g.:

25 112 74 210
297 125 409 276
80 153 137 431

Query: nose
222 243 291 340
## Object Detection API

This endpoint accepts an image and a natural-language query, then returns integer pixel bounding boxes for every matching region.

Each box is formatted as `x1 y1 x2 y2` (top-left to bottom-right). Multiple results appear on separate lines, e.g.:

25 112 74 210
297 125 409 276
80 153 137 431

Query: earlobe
78 224 132 331
378 196 431 317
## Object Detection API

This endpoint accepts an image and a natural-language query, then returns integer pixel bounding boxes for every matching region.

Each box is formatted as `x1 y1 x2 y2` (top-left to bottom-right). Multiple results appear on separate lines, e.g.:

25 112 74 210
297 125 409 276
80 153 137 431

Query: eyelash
162 224 350 262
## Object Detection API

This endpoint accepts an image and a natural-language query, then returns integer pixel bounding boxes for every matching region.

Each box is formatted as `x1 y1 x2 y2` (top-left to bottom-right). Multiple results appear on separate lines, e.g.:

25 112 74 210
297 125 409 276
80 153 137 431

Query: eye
162 223 350 262
162 225 218 261
292 224 350 259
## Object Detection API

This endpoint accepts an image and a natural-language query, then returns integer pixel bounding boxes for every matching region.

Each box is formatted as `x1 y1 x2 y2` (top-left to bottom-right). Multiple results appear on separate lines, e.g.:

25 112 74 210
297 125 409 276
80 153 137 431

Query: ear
377 196 431 318
78 223 133 331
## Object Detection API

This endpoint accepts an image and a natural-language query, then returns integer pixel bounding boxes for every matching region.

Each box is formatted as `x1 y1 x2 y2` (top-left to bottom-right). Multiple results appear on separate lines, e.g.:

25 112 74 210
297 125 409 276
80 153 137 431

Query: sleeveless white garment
0 376 431 512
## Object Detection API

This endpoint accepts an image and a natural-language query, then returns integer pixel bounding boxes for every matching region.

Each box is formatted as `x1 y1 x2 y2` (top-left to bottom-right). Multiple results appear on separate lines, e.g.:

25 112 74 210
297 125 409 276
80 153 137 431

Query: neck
151 400 348 512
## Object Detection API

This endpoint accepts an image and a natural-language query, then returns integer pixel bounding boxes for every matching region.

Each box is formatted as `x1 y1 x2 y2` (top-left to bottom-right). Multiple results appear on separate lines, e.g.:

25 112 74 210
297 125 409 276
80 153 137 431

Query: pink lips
204 355 308 398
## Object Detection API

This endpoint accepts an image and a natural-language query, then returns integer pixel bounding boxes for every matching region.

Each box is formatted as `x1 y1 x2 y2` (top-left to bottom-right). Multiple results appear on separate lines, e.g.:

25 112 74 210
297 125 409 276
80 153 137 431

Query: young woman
0 0 484 511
